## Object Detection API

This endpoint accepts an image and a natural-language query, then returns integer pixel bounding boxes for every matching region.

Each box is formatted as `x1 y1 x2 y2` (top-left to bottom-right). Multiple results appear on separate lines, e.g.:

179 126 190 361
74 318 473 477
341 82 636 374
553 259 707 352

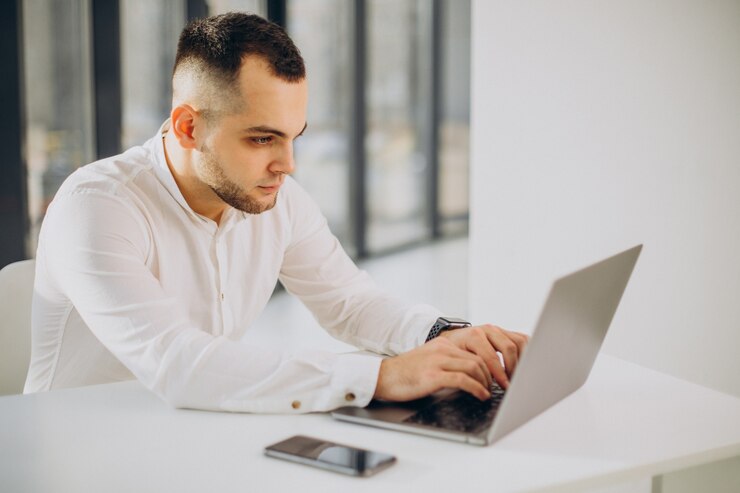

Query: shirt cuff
411 308 445 349
330 352 384 408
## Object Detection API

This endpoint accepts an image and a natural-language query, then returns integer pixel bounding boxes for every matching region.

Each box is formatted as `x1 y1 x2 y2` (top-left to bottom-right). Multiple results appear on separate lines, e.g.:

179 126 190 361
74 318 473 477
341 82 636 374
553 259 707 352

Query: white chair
0 259 35 395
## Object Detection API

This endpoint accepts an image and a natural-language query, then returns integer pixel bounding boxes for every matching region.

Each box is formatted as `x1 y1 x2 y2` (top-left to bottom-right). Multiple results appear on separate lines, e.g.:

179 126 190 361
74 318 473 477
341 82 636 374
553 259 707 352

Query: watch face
440 317 470 326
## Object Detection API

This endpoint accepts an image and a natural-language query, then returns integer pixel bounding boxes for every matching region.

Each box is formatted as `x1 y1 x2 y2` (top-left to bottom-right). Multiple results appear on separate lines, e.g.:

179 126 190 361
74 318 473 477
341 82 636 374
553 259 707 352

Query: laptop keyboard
403 384 506 434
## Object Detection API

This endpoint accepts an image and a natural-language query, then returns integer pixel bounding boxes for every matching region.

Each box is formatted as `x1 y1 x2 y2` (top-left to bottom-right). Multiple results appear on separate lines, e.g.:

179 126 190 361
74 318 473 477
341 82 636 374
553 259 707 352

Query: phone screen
264 435 396 476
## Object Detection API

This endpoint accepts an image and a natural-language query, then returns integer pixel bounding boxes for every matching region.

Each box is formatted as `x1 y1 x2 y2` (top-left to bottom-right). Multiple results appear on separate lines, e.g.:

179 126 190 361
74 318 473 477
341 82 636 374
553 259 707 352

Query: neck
162 130 227 224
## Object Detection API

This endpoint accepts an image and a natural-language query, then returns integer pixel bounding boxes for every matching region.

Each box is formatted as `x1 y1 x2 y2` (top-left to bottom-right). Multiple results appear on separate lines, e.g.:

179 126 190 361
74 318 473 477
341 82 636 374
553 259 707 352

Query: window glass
23 0 95 255
207 0 266 16
121 0 186 149
366 0 432 253
439 0 471 236
287 0 354 252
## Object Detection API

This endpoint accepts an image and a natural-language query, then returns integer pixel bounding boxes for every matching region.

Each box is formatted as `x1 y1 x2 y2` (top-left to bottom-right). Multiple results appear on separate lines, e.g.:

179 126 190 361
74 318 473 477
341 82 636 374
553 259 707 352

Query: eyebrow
242 122 308 139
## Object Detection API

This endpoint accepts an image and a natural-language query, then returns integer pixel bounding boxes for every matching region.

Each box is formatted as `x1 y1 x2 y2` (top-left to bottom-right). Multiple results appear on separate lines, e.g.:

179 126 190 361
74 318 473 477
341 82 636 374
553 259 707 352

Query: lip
258 184 282 193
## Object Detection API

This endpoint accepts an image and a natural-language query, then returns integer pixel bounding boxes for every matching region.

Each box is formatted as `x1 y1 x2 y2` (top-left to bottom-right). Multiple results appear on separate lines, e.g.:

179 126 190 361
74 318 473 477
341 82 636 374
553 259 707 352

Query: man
25 13 527 412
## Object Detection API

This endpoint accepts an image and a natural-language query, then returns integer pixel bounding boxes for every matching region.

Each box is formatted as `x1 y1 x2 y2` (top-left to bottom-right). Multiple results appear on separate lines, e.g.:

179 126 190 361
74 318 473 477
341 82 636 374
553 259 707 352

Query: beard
198 145 278 215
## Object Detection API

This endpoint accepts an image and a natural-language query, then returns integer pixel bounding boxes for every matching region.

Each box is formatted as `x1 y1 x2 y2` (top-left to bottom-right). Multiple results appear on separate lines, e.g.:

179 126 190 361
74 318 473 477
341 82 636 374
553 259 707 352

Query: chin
234 192 278 215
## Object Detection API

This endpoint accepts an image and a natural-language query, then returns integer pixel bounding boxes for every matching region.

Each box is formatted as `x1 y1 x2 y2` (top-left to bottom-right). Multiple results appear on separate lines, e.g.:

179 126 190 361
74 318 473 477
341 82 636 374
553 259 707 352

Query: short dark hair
172 13 305 117
174 12 305 82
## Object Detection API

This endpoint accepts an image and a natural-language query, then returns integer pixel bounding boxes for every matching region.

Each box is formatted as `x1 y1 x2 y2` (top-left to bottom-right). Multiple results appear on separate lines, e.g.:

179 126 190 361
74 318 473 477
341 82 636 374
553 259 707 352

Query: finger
458 328 502 387
501 330 531 376
493 335 519 377
464 326 509 387
440 352 491 389
440 371 490 401
484 327 520 379
431 337 493 388
484 350 509 389
458 345 493 388
507 331 529 357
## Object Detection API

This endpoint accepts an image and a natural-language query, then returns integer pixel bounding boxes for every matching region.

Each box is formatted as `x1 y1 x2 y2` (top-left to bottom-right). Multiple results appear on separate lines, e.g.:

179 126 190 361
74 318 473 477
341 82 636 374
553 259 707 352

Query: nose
270 142 295 176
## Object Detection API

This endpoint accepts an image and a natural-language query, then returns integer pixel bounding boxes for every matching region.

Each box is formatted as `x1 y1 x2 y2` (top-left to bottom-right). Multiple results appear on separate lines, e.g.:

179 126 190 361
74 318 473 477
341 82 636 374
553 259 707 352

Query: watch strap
425 317 472 342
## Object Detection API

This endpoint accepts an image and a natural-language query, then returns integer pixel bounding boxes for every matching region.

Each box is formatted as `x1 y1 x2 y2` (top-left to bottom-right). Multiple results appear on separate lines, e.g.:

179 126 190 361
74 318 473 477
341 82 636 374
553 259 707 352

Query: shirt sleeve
278 179 442 356
42 189 382 413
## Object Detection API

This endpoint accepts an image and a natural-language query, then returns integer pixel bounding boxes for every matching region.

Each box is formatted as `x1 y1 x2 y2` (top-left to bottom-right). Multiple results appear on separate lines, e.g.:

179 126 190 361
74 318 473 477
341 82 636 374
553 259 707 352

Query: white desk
2 355 740 493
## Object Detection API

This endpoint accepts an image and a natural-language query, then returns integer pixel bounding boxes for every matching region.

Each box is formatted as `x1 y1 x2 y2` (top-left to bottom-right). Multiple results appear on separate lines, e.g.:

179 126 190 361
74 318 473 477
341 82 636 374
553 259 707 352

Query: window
121 0 186 149
287 0 354 252
439 0 471 235
207 0 266 16
7 0 471 266
365 0 433 253
23 0 95 254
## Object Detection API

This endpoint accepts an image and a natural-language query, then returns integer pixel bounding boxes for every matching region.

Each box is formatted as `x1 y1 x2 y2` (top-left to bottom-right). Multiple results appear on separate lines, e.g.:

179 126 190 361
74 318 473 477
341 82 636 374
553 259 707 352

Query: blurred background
0 0 471 267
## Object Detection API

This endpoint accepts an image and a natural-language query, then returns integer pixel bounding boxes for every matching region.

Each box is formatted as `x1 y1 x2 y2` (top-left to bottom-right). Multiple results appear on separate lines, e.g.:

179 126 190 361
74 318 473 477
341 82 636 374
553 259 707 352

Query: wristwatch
425 316 472 342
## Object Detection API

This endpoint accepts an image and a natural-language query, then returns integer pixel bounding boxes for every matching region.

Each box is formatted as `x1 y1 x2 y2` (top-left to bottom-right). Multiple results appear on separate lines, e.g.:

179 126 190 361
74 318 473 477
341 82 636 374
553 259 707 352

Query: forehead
226 56 307 131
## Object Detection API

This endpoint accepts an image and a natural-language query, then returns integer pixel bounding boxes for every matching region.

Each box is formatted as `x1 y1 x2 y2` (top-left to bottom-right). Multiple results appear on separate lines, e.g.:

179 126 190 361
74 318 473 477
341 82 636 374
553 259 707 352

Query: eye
251 136 273 145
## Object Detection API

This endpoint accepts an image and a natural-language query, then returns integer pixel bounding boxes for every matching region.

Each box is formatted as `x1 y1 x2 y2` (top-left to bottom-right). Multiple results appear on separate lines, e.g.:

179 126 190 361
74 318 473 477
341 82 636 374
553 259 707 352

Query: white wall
469 0 740 398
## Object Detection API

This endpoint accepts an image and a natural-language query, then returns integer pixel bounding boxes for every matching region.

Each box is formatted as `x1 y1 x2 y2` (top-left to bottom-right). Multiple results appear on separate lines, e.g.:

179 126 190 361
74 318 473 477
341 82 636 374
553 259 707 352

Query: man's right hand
373 337 493 402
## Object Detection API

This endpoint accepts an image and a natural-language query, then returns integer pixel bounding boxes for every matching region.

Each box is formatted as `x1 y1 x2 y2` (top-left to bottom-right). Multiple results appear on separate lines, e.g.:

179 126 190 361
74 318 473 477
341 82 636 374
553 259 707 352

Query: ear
170 104 200 150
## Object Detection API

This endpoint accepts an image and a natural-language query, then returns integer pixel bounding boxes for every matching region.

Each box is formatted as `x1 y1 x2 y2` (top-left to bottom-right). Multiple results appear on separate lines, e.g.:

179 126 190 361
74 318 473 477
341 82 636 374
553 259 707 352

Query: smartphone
264 435 396 477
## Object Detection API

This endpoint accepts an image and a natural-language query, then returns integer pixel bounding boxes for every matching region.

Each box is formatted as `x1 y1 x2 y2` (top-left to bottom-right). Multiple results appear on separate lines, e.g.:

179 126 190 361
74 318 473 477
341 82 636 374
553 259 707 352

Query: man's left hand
438 324 529 389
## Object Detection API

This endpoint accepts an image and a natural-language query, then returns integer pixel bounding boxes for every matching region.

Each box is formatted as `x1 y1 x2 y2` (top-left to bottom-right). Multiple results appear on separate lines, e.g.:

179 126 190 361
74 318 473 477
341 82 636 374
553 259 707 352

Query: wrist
374 357 397 401
425 316 471 343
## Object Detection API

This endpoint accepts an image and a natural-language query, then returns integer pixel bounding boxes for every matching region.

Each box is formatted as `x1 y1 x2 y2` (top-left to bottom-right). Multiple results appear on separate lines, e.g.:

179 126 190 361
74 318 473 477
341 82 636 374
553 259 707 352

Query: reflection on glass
121 0 186 149
23 0 95 256
366 0 432 253
439 0 471 236
287 0 353 252
207 0 266 16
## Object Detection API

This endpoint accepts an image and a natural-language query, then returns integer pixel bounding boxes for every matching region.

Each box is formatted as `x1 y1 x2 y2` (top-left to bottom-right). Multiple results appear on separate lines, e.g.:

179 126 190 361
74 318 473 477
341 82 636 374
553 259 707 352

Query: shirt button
345 393 356 402
220 293 224 301
291 400 301 410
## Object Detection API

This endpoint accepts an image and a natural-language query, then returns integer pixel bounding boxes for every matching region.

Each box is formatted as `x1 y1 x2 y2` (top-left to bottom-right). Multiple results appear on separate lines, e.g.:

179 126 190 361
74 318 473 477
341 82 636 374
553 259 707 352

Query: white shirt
24 123 441 413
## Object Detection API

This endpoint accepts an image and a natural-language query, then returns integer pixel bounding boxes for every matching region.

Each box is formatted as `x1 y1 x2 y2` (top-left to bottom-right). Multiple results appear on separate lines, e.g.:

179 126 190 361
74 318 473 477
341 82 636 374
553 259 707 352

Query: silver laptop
332 245 642 446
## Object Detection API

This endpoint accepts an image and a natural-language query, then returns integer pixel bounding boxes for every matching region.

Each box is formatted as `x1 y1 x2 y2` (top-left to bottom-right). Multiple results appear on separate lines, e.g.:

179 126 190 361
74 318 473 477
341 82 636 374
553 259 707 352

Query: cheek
234 146 273 172
221 155 264 187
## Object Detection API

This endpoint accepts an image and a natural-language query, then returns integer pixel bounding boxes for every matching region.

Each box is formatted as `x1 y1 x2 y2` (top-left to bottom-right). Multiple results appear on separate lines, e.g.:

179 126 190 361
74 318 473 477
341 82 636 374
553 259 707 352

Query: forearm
281 263 440 355
148 332 382 413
